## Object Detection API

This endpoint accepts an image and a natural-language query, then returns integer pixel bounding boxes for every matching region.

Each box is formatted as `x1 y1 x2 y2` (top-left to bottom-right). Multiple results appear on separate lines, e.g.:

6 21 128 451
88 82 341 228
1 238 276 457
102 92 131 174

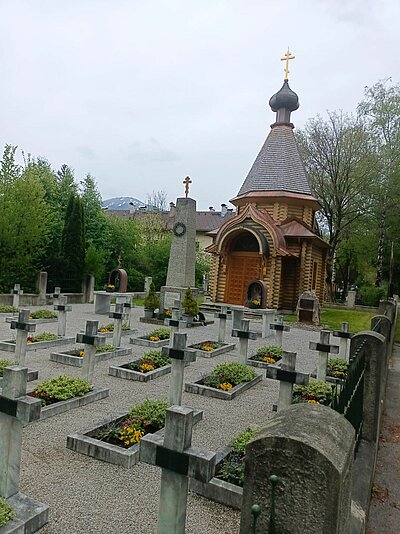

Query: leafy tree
60 194 85 290
0 145 21 187
297 111 378 299
80 173 107 246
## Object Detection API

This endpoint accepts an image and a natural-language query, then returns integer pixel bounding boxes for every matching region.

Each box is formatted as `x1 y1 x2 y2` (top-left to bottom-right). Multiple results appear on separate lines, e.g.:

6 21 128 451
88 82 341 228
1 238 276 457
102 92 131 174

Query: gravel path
0 304 322 534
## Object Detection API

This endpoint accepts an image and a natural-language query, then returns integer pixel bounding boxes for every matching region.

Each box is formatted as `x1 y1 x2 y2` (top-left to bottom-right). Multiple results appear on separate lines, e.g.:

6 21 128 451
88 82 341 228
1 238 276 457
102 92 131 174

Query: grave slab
109 361 172 382
49 347 132 367
1 492 49 534
32 386 110 420
66 409 203 468
185 374 262 400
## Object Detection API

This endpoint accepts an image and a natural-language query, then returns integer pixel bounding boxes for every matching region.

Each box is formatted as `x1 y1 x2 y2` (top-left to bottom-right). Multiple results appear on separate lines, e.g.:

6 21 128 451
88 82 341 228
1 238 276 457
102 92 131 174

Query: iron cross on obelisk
183 176 192 198
281 48 295 81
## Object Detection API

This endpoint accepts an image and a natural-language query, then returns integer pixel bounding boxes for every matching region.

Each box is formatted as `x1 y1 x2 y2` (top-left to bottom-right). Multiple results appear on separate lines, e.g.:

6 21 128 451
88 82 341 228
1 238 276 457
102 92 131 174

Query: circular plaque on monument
173 222 186 237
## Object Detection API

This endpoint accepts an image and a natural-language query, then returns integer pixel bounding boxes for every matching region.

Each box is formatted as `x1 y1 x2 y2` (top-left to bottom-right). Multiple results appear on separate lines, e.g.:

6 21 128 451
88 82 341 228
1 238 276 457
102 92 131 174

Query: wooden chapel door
224 251 262 305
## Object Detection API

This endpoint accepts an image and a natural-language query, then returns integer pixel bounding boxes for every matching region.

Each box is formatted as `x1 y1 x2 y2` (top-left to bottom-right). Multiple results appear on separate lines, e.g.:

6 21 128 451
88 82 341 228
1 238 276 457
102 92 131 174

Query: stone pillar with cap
10 309 36 366
11 284 23 309
76 320 106 382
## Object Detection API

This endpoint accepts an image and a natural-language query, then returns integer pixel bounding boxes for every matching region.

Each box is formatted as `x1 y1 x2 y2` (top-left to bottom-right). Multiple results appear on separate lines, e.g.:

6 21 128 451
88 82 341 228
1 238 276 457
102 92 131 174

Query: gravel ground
1 304 322 534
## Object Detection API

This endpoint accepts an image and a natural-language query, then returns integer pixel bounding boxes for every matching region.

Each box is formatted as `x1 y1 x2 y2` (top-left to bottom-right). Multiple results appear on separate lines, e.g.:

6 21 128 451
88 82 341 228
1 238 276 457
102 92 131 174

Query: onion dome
269 80 299 112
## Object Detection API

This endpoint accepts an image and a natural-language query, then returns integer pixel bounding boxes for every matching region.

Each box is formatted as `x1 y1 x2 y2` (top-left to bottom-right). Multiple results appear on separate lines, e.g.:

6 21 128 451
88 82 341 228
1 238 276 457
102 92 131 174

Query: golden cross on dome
281 48 295 81
183 176 192 198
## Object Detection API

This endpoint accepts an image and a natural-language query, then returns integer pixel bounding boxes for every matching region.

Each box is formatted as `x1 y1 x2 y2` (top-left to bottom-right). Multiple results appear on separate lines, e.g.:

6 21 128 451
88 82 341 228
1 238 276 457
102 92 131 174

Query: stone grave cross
116 295 134 329
266 351 309 411
10 309 36 366
333 322 353 360
161 332 196 405
54 295 72 337
232 319 258 364
11 283 23 309
164 306 182 345
309 330 339 381
215 305 230 343
109 302 126 348
0 366 42 498
140 405 216 534
52 286 61 305
231 306 245 331
76 320 106 382
261 309 276 338
269 315 290 347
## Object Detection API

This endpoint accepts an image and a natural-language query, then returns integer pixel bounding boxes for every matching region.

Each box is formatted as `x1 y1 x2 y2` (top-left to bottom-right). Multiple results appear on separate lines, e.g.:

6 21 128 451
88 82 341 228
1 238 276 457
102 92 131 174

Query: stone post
239 404 355 534
309 330 339 381
161 332 196 406
11 284 23 309
76 320 106 382
261 309 276 338
54 296 72 337
109 303 125 348
216 306 229 343
347 290 356 308
333 322 353 360
85 275 95 303
36 271 47 305
0 366 41 498
144 276 153 296
10 310 36 366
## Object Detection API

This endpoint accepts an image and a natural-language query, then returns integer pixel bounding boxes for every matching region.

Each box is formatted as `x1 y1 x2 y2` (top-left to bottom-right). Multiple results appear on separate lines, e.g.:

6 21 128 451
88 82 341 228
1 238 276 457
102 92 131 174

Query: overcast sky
0 0 399 210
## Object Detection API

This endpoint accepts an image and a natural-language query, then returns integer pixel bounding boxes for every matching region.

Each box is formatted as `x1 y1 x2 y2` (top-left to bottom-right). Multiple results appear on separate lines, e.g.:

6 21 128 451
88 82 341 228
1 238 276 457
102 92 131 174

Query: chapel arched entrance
224 232 263 305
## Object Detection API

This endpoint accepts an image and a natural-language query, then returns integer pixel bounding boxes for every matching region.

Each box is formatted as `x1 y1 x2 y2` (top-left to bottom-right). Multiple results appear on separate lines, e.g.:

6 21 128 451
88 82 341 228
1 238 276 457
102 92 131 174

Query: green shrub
182 287 199 316
327 358 348 379
95 344 115 353
0 498 15 527
0 360 15 377
204 362 256 389
30 310 58 319
128 399 170 427
32 376 93 406
142 349 171 367
252 345 282 363
29 332 59 342
358 285 386 307
143 282 159 310
0 306 18 313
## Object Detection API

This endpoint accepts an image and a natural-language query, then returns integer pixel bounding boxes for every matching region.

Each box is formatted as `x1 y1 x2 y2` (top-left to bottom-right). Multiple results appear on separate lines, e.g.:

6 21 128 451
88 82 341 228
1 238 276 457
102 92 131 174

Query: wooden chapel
206 53 328 310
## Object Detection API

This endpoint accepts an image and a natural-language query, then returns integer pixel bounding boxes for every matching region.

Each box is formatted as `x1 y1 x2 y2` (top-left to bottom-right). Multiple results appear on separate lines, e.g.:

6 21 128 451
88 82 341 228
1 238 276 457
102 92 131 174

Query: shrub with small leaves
29 310 58 319
28 332 59 343
0 306 18 313
128 350 171 373
293 380 333 405
327 358 348 379
128 399 170 428
251 345 282 363
30 375 93 406
0 497 15 527
146 327 170 341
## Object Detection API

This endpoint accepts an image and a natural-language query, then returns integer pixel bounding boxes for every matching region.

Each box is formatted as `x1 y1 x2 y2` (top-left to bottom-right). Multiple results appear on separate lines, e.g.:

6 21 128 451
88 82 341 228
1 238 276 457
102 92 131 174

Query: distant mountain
102 197 146 211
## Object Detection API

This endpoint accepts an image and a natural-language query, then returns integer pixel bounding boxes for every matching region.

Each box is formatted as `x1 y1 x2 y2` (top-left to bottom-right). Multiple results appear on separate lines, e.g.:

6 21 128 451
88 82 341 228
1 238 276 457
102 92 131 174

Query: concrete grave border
109 361 172 382
0 337 75 352
130 336 170 348
185 374 262 400
1 492 49 534
188 341 236 359
50 347 132 367
66 409 203 468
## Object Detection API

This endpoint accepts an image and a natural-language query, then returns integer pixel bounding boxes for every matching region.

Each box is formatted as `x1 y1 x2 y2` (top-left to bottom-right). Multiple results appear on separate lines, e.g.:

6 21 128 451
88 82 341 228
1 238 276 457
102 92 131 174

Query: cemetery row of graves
0 288 397 533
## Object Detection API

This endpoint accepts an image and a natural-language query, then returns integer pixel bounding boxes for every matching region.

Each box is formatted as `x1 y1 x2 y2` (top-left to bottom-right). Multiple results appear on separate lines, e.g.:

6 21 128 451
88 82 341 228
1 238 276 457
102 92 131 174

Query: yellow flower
262 356 276 364
220 382 233 391
149 336 160 341
307 399 320 404
140 362 155 373
79 351 84 357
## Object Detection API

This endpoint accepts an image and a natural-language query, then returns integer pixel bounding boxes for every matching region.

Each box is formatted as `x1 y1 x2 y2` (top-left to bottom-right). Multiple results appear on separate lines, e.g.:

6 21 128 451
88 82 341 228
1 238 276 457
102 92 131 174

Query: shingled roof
237 124 314 198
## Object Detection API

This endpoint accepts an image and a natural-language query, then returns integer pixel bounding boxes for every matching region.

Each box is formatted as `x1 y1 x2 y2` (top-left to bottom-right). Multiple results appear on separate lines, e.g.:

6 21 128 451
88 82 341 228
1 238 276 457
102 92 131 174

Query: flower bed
0 334 75 352
50 345 132 367
292 379 333 405
0 305 18 314
190 427 260 509
189 340 236 359
248 345 282 368
109 350 171 382
0 497 15 527
5 309 58 325
327 358 348 381
67 400 203 467
185 362 262 400
130 327 171 348
27 375 109 420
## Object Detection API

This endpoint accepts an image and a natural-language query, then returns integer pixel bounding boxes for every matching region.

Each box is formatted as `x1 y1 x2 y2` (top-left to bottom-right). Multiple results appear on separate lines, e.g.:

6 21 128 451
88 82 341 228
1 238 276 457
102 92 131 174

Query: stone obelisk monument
159 176 197 310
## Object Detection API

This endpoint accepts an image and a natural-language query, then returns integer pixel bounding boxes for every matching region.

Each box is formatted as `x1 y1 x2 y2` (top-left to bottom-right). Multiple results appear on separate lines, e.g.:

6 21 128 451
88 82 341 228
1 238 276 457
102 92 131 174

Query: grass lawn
284 307 376 333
